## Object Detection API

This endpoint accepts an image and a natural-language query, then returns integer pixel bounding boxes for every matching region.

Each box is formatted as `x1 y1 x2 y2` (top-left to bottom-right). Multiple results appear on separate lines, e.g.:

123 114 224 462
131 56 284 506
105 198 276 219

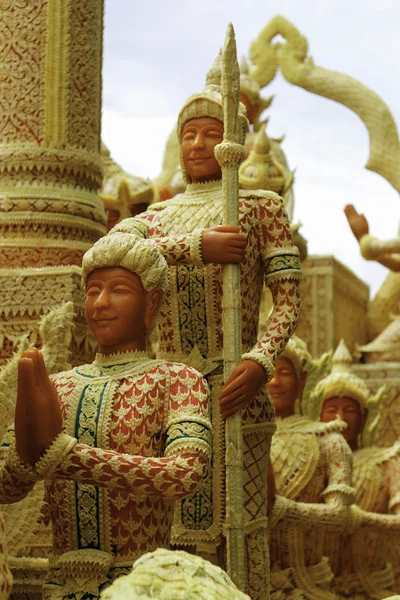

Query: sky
102 0 400 297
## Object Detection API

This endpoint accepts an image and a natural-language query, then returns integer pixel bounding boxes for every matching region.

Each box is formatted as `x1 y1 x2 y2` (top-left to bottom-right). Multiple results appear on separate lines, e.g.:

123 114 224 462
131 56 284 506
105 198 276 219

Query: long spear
214 23 246 591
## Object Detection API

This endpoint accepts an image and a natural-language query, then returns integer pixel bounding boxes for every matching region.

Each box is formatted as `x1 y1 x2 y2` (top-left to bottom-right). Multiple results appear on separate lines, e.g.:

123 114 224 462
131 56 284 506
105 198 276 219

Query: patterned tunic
111 180 302 599
0 353 211 598
269 416 354 600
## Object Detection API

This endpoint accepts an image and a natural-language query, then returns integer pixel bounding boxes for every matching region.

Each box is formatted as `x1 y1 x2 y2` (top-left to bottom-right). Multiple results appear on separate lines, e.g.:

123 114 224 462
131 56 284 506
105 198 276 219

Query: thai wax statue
266 335 354 600
108 49 302 599
0 234 212 600
318 339 400 599
153 54 295 213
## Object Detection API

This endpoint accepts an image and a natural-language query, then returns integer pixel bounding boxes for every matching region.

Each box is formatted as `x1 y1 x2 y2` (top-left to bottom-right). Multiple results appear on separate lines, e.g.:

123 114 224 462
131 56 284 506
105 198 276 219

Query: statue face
267 358 299 417
320 396 364 447
85 267 161 354
181 117 224 183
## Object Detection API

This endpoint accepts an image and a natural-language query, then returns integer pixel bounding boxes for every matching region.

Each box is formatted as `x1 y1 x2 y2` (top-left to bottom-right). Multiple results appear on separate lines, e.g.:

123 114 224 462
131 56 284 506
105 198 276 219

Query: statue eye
113 286 131 294
86 287 101 297
182 131 196 141
207 130 222 138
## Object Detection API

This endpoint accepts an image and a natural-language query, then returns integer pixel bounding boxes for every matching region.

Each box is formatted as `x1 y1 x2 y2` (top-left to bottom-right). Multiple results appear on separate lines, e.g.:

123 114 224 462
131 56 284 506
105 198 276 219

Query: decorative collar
94 350 150 368
186 180 222 195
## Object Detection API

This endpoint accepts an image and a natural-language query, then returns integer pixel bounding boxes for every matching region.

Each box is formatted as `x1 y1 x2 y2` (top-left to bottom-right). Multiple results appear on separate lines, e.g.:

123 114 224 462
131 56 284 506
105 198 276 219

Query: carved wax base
9 557 49 600
296 255 369 357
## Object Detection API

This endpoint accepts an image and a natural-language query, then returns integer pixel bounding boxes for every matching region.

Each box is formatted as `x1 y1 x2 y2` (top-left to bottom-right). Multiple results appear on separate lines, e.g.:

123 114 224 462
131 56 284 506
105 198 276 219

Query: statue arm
319 432 354 506
109 212 204 267
269 432 354 531
360 234 400 272
31 368 211 500
268 494 351 531
242 192 302 378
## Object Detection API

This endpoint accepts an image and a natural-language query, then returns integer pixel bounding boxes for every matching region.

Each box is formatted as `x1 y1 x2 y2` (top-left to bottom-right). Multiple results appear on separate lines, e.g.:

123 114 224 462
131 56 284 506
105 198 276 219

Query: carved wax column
0 0 106 268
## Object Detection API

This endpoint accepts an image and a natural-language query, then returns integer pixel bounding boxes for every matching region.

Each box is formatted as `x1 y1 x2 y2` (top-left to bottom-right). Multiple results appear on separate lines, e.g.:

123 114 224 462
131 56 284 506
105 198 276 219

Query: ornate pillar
0 0 106 268
0 0 106 365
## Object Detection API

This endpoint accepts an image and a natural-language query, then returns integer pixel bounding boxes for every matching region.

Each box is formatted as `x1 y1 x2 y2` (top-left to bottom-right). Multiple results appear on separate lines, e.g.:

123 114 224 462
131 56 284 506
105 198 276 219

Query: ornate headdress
100 548 250 600
239 123 289 194
310 339 385 445
279 335 312 379
277 335 332 416
82 233 168 293
177 50 248 183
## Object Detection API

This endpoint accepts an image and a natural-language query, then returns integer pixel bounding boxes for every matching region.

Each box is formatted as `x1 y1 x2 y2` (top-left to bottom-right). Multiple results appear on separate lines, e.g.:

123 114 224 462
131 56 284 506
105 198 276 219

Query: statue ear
144 288 163 330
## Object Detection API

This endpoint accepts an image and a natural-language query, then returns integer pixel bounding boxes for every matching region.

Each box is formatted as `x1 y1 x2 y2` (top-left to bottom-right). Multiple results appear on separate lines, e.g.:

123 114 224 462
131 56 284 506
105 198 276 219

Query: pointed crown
315 340 371 410
279 335 312 378
239 122 287 194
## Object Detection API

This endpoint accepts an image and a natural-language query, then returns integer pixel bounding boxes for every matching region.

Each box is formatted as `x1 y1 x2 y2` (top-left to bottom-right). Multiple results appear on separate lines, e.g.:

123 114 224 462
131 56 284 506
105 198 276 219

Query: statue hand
344 204 369 242
218 360 266 419
15 348 62 465
202 225 247 265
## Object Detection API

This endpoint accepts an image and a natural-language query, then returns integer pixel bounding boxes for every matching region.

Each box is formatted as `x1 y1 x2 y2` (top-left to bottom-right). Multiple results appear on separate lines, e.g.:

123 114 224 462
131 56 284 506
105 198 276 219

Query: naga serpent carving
249 15 400 195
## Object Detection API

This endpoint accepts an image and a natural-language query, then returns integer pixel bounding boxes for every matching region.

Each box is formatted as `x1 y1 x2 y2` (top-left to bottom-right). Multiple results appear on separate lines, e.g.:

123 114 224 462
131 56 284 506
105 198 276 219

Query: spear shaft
215 22 246 591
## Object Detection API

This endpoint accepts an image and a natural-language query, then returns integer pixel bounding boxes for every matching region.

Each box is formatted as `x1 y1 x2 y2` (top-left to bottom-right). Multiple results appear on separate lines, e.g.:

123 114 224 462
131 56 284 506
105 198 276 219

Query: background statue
318 340 400 599
266 336 354 600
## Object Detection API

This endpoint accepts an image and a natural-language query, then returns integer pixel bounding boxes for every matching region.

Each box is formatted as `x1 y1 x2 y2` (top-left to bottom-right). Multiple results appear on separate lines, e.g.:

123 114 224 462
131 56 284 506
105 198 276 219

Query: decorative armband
264 250 302 283
7 441 39 483
34 433 77 479
241 352 275 382
321 483 355 505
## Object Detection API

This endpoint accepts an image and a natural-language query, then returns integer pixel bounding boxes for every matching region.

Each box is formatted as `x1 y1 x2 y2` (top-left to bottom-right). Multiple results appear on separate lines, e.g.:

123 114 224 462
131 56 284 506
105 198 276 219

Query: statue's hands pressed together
201 225 247 264
218 359 266 419
15 348 62 466
344 204 369 242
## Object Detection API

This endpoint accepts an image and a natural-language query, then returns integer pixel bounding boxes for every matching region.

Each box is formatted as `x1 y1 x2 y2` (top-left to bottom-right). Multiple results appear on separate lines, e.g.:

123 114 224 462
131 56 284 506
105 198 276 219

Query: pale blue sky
102 1 400 297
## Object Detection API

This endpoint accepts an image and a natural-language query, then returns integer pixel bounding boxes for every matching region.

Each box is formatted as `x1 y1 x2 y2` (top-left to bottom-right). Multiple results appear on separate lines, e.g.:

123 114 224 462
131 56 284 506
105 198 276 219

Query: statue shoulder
239 188 283 207
163 361 208 388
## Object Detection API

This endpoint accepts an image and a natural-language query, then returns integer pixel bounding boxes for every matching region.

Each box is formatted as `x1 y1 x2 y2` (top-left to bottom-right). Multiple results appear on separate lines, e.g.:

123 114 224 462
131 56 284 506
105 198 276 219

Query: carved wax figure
0 234 212 600
100 548 250 600
266 336 354 600
108 51 302 600
319 340 400 600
